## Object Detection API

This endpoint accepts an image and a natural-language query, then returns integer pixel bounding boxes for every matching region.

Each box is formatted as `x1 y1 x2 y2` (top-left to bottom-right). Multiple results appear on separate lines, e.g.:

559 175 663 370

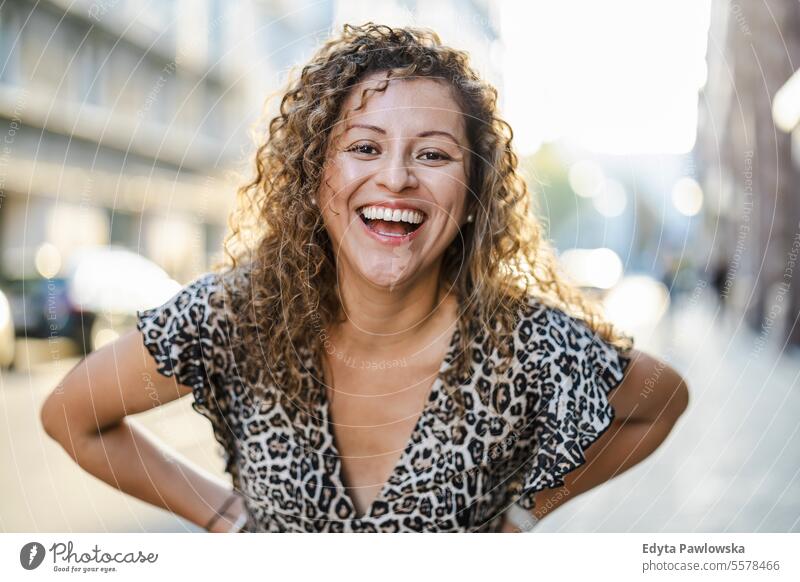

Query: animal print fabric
136 271 633 532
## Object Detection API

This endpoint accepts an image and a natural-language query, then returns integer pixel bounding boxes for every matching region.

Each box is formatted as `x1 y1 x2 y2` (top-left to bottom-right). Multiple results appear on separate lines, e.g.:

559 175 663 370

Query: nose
374 150 418 192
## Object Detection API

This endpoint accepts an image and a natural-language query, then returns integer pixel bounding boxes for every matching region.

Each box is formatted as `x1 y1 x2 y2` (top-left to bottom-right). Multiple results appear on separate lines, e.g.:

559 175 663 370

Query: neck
329 259 452 355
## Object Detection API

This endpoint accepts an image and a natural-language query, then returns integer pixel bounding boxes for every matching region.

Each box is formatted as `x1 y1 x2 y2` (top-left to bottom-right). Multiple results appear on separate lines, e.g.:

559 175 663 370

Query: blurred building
0 0 333 287
696 0 800 347
0 0 337 357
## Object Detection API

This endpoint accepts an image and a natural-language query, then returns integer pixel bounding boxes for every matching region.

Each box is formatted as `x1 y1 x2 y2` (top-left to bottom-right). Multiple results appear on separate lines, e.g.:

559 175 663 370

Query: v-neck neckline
315 321 461 521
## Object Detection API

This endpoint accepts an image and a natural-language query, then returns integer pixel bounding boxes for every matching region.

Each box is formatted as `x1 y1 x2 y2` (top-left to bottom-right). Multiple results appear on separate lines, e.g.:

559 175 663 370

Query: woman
41 23 689 533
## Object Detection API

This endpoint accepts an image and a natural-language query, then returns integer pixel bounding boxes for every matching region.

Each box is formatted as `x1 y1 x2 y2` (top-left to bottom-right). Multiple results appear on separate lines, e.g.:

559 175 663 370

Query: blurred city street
1 0 799 537
2 288 798 532
0 354 219 532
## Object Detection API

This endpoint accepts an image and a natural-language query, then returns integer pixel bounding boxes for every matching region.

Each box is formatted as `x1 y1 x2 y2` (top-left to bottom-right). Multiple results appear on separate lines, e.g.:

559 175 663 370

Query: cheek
421 168 469 220
320 157 366 204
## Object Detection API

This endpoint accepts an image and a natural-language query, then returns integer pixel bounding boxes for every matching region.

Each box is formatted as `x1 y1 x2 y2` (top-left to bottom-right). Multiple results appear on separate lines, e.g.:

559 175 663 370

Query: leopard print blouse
136 271 633 533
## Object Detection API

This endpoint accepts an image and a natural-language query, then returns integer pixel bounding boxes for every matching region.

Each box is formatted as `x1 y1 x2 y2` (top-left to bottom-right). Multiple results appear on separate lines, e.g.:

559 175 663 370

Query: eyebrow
344 124 462 146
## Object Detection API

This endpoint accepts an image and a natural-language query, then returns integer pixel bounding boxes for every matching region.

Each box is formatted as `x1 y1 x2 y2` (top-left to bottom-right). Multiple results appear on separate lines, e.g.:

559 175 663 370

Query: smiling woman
40 22 688 534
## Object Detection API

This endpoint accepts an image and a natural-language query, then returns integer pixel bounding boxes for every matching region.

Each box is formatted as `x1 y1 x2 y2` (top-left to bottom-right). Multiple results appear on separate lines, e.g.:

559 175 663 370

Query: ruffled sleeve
507 305 634 511
135 272 240 483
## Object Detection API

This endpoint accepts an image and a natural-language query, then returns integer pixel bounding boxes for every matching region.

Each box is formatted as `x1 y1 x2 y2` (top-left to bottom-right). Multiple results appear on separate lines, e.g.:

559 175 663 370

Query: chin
351 252 420 289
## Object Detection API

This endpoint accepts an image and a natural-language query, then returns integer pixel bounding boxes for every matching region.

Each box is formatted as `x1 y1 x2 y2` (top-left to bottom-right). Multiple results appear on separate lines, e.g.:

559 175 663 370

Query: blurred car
65 246 181 351
3 276 95 355
3 246 180 356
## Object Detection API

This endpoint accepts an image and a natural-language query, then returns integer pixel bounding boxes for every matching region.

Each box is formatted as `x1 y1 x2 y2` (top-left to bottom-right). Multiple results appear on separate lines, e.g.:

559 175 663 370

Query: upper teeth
360 205 425 224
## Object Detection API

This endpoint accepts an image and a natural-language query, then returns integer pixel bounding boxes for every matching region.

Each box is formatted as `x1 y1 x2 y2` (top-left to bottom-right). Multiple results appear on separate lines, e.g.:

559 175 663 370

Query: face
317 71 470 290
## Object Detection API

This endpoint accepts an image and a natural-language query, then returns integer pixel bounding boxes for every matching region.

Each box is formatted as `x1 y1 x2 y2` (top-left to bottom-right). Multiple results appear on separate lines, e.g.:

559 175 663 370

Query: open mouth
357 206 427 237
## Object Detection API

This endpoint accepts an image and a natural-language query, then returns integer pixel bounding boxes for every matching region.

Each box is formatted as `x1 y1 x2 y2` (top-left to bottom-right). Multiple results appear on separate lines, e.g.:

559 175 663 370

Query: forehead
335 72 466 137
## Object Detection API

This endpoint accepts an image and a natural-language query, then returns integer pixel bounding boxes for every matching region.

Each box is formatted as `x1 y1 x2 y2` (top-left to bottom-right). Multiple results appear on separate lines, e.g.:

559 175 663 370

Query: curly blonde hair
212 22 633 412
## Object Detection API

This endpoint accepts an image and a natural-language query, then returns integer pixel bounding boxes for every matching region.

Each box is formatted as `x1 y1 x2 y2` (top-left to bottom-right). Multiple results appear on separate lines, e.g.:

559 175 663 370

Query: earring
466 213 474 223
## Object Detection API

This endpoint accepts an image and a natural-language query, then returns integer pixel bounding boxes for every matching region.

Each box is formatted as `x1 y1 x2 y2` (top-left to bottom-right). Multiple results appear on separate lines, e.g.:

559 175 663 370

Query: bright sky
500 0 713 155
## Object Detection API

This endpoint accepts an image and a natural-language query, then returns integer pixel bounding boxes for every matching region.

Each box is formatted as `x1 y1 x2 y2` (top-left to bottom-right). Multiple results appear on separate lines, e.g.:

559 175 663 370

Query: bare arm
40 328 246 532
502 348 689 531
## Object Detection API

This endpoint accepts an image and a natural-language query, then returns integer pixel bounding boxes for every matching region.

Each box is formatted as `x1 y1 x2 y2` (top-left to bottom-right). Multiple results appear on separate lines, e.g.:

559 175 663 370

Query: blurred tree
520 144 583 245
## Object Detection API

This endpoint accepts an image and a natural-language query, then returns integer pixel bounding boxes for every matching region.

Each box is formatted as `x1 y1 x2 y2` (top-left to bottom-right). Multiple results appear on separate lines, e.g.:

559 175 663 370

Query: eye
345 142 379 155
418 150 452 162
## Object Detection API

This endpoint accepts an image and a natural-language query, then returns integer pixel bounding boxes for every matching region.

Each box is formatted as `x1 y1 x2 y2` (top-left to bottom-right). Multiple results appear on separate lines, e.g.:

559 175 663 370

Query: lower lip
357 213 426 246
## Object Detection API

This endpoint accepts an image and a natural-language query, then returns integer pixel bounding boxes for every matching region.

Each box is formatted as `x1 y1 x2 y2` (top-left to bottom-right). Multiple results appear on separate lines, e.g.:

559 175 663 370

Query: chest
233 325 529 529
321 349 447 513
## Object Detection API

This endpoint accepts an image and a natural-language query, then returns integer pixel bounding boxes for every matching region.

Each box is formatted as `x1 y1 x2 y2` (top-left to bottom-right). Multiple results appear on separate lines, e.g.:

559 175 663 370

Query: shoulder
173 266 252 314
514 295 596 351
183 272 222 308
136 268 247 345
512 294 633 376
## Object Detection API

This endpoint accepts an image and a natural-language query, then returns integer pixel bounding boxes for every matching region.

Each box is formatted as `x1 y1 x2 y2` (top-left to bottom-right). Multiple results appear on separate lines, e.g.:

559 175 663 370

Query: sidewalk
0 356 222 532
